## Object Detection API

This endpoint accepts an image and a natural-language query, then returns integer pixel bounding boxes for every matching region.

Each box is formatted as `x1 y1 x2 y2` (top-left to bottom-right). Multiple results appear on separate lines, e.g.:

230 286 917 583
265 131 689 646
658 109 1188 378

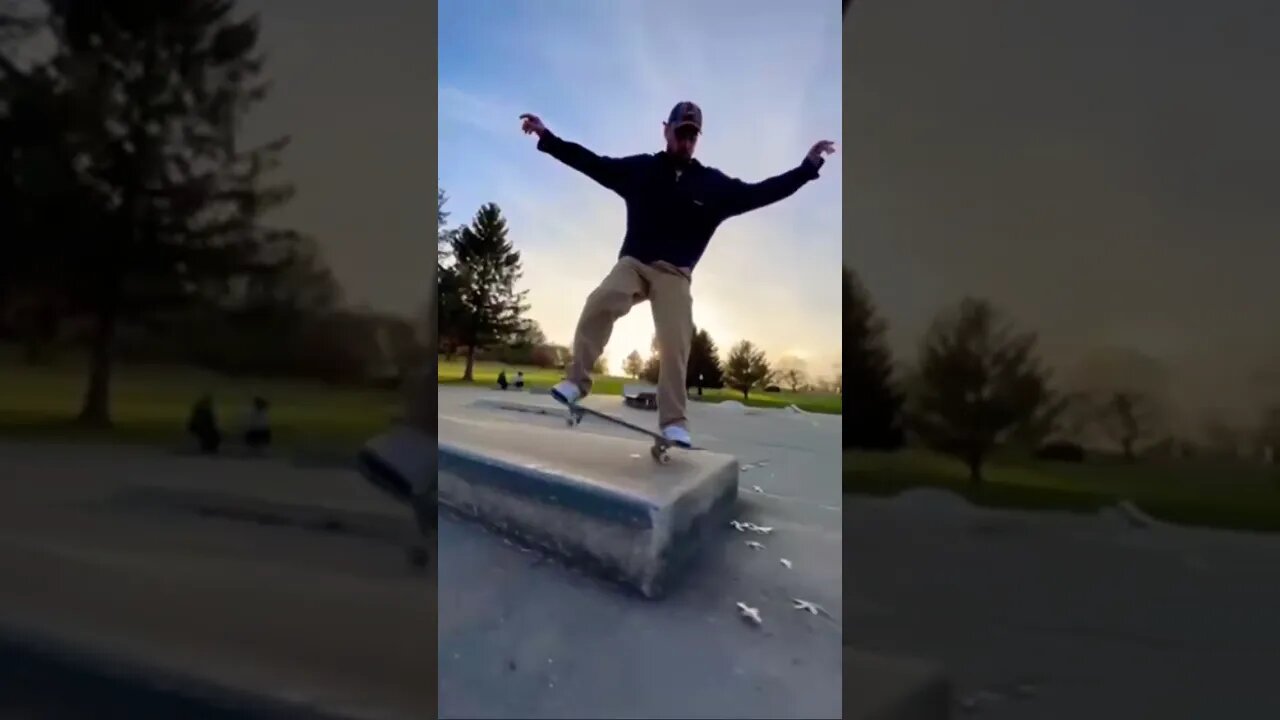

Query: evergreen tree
32 0 305 425
687 328 725 390
449 202 528 381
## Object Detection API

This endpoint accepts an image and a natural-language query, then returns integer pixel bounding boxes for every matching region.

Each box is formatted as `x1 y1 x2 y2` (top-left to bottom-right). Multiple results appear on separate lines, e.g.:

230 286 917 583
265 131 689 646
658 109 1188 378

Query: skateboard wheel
650 445 670 464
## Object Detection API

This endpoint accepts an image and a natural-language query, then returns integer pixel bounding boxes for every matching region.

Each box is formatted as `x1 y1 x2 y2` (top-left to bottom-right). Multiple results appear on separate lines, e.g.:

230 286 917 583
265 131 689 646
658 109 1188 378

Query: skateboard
564 404 699 464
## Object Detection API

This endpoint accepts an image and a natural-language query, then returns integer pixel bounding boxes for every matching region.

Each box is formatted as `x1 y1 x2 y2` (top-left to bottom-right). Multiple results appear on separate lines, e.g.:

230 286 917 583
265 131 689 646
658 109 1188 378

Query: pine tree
34 0 305 426
687 328 725 391
449 202 529 381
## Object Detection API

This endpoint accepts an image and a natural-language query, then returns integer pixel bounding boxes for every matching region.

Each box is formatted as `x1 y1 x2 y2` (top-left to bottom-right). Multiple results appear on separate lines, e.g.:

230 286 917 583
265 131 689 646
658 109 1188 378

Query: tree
623 350 644 379
908 298 1056 486
724 340 771 401
19 1 307 426
687 328 724 391
1064 347 1171 461
437 185 458 261
641 355 661 384
776 356 808 393
845 266 905 450
436 187 466 357
449 203 528 381
1099 391 1157 462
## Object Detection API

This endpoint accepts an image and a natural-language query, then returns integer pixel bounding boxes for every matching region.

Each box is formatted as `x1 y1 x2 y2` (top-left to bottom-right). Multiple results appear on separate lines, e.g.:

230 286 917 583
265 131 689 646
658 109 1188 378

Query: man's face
664 122 699 161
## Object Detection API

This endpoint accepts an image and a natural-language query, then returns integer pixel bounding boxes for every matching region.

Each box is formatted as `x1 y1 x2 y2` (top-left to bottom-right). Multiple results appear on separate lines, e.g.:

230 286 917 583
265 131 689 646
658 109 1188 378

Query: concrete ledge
844 648 953 719
438 414 739 598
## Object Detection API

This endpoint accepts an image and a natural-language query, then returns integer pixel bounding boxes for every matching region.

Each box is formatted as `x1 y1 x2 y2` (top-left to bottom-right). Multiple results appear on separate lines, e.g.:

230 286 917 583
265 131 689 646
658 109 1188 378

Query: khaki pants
567 256 694 429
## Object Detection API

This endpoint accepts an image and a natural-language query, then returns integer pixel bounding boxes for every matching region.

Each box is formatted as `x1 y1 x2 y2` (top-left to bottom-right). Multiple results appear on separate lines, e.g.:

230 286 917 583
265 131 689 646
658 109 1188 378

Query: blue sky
439 0 842 378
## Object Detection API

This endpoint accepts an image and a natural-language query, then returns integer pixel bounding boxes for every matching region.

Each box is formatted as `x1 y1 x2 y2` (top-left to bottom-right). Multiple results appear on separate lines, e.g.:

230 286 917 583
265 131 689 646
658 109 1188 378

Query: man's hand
805 140 836 167
520 113 548 139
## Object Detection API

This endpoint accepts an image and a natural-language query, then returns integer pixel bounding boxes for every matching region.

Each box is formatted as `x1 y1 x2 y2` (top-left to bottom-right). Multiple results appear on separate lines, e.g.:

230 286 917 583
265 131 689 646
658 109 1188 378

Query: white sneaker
662 424 693 448
550 380 582 407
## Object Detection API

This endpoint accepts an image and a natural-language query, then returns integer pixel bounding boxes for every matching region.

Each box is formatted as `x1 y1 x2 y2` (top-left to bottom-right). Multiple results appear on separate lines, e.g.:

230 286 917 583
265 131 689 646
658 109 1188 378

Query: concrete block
438 414 739 598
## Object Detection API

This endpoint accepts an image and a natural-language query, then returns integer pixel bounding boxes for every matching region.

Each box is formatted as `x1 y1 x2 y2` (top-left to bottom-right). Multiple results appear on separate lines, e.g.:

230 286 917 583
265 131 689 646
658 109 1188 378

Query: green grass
437 358 843 414
0 352 400 455
846 447 1280 532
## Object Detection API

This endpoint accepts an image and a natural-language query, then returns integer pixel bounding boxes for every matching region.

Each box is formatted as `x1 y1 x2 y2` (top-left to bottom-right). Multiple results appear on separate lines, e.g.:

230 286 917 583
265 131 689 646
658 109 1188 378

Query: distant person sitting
187 393 221 454
243 396 272 452
514 371 525 390
497 370 509 390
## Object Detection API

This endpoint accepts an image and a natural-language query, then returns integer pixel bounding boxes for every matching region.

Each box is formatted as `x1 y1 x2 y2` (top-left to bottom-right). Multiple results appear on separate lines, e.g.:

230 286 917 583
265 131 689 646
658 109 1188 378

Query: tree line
0 1 434 426
436 188 831 400
847 265 1280 483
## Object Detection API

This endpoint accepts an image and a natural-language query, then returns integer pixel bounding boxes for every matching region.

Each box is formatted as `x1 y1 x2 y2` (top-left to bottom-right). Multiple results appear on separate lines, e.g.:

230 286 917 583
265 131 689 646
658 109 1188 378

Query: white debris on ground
779 558 792 569
730 519 774 534
792 598 829 617
745 540 765 550
736 602 762 625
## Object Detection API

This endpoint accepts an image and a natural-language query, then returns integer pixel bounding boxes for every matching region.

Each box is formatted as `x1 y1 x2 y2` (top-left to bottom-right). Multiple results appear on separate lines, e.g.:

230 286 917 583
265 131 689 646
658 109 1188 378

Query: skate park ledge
438 413 739 598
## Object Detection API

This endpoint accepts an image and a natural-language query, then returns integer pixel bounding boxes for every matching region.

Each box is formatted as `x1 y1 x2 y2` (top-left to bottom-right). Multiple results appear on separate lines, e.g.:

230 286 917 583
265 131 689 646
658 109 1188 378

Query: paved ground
0 441 436 719
436 387 844 718
0 387 847 719
10 385 1275 717
844 488 1280 718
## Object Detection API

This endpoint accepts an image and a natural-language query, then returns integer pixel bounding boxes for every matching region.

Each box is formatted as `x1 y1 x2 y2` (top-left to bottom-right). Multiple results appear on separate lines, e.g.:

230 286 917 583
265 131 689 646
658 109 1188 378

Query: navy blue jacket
537 132 822 271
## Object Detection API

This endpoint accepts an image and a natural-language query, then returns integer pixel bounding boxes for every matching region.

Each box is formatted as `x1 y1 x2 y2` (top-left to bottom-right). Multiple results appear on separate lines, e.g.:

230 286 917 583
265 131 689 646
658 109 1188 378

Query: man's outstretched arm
521 113 632 195
720 140 836 217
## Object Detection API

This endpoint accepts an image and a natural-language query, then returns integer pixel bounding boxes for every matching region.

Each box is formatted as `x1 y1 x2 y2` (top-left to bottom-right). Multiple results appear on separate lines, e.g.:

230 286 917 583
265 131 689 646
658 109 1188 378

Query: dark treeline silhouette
847 261 1280 485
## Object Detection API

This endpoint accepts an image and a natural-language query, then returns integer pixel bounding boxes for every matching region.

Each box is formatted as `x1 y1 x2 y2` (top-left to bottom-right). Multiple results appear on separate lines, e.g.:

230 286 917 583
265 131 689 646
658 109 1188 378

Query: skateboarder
520 102 834 447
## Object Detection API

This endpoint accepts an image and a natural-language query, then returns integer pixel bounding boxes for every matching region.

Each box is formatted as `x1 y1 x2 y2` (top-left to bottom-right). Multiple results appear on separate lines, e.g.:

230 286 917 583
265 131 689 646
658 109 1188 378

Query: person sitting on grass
497 370 509 390
244 396 272 453
187 393 221 454
514 371 525 390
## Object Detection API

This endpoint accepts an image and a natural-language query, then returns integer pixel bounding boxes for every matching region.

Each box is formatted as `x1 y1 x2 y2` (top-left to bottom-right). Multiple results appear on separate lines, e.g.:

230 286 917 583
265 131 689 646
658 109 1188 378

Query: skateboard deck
564 404 699 464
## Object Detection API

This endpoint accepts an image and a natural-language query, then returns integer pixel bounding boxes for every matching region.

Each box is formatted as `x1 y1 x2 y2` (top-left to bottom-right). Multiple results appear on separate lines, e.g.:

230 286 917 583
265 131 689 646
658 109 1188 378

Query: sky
237 0 436 324
847 0 1280 430
439 0 843 378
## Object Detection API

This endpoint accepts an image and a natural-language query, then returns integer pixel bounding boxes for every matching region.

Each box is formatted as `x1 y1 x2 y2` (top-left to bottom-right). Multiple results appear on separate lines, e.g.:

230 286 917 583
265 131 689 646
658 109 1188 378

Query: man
520 102 834 447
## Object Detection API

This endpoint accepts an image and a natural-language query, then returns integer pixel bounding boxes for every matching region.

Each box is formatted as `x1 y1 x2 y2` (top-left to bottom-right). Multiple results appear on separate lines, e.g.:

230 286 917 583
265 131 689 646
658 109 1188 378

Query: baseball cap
667 101 702 133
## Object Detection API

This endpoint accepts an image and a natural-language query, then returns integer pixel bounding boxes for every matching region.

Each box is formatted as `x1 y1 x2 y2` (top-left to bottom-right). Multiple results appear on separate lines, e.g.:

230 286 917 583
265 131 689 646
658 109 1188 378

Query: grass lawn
437 358 843 414
847 447 1280 533
0 351 400 455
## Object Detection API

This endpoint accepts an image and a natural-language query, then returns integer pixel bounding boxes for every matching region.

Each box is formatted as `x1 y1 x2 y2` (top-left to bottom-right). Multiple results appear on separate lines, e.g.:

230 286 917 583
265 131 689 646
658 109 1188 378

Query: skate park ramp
437 397 739 598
